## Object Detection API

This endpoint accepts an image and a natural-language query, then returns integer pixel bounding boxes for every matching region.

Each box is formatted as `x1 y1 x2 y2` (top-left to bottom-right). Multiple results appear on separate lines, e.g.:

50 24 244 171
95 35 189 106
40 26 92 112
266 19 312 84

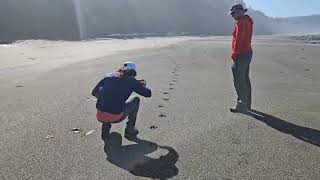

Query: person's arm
133 80 152 98
232 20 246 60
91 79 104 99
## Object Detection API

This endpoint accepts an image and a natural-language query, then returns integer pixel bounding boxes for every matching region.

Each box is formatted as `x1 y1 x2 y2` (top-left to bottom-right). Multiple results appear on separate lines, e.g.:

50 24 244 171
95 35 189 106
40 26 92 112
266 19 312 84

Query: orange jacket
231 15 253 60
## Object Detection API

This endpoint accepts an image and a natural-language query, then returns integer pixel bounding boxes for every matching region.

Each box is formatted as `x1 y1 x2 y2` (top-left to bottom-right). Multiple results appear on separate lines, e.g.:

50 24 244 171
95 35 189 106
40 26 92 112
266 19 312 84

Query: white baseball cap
122 61 136 70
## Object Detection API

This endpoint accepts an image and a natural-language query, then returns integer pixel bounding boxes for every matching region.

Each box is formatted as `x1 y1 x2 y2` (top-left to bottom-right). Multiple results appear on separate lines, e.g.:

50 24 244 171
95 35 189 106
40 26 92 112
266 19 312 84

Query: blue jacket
92 72 152 114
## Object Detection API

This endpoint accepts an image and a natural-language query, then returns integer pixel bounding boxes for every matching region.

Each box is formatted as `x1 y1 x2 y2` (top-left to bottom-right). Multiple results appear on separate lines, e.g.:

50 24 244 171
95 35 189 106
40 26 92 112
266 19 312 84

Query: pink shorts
96 109 124 123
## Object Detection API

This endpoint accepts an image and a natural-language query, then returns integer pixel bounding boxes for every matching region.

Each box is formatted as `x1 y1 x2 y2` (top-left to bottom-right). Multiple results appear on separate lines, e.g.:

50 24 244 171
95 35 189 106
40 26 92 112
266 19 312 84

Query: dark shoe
124 127 139 140
230 106 248 113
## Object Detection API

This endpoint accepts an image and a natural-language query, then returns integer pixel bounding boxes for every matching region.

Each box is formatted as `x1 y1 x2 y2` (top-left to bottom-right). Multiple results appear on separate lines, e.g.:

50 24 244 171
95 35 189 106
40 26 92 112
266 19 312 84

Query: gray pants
232 53 252 109
102 96 140 131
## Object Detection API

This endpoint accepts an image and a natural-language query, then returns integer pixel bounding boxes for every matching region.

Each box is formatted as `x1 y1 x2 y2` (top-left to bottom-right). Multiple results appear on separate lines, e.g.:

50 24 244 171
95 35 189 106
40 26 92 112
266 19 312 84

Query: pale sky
244 0 320 17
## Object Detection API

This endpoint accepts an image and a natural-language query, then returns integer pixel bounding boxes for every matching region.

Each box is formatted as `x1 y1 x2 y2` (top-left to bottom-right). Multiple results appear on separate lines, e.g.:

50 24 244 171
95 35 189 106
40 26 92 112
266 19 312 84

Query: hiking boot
124 127 139 140
230 106 248 113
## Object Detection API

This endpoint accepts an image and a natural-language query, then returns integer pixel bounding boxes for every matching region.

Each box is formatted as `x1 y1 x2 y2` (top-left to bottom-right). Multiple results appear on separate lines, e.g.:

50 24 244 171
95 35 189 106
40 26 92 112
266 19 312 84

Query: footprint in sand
158 105 165 108
159 114 167 118
169 83 175 86
16 85 24 88
231 137 241 145
304 68 311 72
162 92 169 95
169 87 174 90
87 97 98 102
163 98 170 101
150 125 158 129
237 159 249 166
237 153 250 167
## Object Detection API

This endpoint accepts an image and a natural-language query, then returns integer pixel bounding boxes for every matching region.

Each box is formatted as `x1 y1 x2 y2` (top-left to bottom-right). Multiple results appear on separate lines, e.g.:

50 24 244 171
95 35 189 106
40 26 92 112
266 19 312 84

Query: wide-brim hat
229 4 248 15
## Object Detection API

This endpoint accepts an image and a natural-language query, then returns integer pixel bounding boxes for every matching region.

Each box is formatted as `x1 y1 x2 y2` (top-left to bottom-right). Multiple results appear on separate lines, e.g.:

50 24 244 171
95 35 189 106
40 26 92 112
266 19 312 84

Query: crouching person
92 61 151 140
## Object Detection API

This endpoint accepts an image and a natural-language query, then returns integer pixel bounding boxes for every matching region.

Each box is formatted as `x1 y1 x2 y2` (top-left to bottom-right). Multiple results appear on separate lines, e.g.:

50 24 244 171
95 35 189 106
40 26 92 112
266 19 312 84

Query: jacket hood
239 15 254 25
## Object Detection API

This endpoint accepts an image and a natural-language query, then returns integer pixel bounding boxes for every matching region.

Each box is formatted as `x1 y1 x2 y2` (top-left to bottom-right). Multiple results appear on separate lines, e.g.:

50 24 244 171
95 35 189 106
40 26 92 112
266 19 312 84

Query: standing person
229 4 254 113
92 61 152 140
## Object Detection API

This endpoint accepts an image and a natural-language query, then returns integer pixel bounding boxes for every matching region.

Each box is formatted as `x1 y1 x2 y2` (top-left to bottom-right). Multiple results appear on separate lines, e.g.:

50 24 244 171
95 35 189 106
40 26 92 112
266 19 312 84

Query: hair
117 67 137 77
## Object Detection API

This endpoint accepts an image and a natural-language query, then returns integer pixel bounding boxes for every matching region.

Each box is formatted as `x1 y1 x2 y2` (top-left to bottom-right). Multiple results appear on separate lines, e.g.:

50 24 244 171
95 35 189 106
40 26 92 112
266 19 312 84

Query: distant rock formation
0 0 80 43
0 0 319 42
270 15 320 34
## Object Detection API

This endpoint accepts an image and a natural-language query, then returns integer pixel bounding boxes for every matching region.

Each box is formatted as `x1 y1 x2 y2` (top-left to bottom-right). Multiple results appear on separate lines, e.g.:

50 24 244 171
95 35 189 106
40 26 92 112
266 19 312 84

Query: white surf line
0 62 38 71
294 92 320 95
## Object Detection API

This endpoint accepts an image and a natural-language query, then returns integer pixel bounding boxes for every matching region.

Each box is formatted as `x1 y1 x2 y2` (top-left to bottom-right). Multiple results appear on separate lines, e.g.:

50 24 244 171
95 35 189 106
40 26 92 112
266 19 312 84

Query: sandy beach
0 37 194 69
0 36 319 179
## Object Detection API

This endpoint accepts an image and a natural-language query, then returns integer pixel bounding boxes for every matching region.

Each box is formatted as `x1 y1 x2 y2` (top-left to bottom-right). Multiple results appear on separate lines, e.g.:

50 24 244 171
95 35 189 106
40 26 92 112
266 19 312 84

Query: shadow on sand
103 132 179 179
244 109 320 147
